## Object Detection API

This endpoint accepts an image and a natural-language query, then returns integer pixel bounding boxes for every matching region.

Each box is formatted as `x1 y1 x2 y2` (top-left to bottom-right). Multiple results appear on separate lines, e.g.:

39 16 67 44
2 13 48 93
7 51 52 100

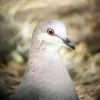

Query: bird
4 19 79 100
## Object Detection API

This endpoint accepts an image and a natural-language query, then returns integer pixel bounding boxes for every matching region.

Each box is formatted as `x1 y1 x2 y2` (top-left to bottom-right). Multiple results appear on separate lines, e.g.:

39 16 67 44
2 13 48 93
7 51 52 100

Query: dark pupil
49 30 53 34
47 29 54 35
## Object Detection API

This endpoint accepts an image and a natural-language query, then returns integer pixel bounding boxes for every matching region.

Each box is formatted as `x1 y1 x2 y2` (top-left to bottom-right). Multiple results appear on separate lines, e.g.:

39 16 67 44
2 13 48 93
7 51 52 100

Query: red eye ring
47 28 55 35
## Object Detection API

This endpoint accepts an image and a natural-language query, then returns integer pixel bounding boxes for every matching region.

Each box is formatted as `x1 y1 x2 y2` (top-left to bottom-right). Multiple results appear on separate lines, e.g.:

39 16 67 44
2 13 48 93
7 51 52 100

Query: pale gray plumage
8 20 79 100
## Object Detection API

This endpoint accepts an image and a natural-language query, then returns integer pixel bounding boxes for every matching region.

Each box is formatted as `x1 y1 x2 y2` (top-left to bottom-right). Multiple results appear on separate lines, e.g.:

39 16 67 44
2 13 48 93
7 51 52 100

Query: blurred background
0 0 100 99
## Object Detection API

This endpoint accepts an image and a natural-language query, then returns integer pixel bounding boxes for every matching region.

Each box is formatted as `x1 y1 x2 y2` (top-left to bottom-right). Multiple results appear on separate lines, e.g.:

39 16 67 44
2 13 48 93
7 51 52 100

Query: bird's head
33 20 75 50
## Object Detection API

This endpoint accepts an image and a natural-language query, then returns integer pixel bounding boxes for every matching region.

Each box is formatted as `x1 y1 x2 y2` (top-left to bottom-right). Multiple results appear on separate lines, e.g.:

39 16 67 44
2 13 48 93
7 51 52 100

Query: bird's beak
62 38 75 50
55 34 75 50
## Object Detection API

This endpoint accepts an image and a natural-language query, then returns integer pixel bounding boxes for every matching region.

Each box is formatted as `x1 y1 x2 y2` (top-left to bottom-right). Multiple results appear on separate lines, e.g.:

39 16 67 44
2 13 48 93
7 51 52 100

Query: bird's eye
47 28 55 35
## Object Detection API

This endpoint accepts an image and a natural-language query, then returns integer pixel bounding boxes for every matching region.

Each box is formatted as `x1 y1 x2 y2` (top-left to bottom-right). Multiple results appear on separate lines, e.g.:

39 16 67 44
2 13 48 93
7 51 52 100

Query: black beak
62 38 75 50
55 34 75 50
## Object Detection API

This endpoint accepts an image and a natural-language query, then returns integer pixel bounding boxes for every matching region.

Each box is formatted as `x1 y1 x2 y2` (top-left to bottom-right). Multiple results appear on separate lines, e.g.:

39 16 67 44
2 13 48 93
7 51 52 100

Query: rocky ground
0 0 100 100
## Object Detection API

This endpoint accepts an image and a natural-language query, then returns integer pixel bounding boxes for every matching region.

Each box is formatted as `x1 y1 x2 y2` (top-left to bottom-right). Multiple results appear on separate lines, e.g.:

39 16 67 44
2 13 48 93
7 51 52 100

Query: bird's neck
24 40 65 84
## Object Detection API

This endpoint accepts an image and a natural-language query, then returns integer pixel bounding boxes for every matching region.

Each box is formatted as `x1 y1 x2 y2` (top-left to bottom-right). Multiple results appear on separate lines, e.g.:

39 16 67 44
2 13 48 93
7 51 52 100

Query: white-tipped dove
8 20 79 100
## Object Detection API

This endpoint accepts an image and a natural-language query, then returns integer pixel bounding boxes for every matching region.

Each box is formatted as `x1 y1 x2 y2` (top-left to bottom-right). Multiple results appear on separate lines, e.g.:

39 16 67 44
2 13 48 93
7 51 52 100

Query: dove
7 19 79 100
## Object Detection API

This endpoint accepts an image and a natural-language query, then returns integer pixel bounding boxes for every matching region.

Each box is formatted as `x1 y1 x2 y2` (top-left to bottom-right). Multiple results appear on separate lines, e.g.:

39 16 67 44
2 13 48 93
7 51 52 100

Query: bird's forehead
51 23 66 33
45 20 66 34
35 20 67 34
